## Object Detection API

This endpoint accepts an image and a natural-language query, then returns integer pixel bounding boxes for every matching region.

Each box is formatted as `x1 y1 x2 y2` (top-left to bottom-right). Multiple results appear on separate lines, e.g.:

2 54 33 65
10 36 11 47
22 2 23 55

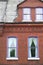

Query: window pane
23 15 31 20
36 15 43 20
8 48 17 58
29 38 32 47
36 48 38 57
31 47 35 57
33 38 38 46
10 49 15 57
28 37 38 58
23 8 30 14
31 40 35 57
28 37 38 47
36 8 42 14
7 37 17 58
8 38 17 47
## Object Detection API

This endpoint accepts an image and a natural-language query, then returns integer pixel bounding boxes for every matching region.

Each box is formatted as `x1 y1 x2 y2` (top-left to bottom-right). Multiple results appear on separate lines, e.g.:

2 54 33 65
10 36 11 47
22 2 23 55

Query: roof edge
0 22 43 24
17 0 27 8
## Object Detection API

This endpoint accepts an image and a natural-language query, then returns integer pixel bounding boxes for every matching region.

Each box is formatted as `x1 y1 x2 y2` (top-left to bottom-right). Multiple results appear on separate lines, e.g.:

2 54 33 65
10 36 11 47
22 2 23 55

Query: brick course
0 0 43 64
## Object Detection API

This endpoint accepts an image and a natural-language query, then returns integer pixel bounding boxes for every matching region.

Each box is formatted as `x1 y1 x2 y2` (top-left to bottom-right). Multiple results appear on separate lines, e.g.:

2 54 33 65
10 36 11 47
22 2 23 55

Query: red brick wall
0 24 43 64
0 0 43 64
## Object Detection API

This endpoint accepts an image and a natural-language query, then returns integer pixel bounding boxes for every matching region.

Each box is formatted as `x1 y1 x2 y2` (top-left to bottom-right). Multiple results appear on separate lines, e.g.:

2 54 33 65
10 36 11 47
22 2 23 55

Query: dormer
14 0 43 22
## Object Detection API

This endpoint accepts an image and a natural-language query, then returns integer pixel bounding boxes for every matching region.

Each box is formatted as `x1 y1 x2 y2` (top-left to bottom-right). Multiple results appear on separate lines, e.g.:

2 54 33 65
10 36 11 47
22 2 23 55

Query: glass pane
23 15 31 20
36 15 43 20
23 8 30 14
8 38 17 47
36 8 42 14
28 37 38 58
32 38 38 46
36 48 38 57
8 48 17 57
28 37 38 47
31 40 35 47
31 48 35 57
31 40 35 57
28 38 32 47
10 49 15 57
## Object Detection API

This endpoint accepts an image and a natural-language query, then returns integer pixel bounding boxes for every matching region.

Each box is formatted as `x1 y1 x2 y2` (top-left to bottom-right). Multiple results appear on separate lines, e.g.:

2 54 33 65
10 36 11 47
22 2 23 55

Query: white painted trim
35 20 43 22
28 58 40 60
6 57 18 60
22 20 32 22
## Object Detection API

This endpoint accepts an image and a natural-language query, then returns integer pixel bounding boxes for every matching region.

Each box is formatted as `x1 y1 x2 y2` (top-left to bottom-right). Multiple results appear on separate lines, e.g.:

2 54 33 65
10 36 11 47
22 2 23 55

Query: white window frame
28 37 40 60
22 8 32 22
35 8 43 22
6 37 18 60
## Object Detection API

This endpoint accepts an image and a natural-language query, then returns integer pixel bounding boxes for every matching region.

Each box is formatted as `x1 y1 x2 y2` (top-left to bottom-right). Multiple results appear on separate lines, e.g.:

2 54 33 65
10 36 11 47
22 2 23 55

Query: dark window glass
10 49 15 57
31 40 35 57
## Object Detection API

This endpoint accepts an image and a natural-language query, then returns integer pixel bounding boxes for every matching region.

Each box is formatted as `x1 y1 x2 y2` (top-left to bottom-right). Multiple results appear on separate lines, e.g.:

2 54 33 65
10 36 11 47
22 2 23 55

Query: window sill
28 58 40 60
22 20 32 22
6 57 18 60
35 20 43 22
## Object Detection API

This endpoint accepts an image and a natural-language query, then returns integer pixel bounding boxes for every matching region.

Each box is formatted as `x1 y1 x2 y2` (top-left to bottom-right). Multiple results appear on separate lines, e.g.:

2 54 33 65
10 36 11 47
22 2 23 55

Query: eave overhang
2 22 43 26
0 22 43 36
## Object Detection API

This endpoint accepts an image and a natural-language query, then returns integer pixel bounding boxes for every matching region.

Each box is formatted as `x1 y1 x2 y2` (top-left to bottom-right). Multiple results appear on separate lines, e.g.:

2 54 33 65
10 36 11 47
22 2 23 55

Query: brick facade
0 0 43 65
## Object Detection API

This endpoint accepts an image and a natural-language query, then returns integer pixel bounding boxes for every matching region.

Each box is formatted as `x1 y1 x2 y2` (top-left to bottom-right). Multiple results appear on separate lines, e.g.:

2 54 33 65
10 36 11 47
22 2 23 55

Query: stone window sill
22 20 32 22
28 58 40 60
35 20 43 22
6 57 18 60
